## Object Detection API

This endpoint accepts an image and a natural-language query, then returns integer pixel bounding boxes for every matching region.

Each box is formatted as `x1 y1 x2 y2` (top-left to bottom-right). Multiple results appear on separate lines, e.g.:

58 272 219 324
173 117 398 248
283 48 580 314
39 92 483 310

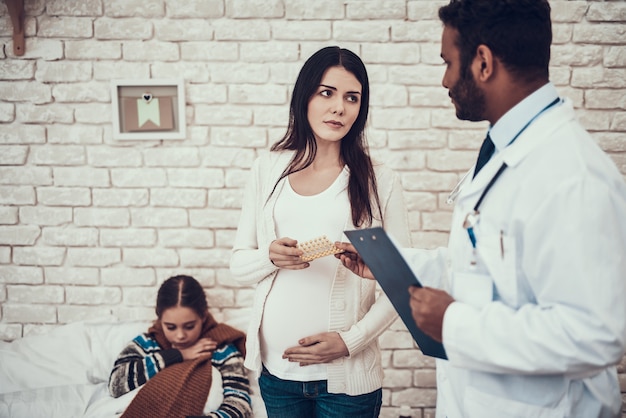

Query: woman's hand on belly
282 332 349 366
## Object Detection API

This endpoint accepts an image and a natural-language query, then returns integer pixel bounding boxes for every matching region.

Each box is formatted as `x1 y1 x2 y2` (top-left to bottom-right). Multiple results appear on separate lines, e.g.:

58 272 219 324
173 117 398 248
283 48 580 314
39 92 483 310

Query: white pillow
0 321 93 393
0 384 98 418
85 320 152 384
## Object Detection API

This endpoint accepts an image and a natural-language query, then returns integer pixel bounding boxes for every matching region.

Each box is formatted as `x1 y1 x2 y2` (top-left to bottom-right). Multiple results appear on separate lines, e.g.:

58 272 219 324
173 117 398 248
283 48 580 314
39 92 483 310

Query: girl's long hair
270 46 381 227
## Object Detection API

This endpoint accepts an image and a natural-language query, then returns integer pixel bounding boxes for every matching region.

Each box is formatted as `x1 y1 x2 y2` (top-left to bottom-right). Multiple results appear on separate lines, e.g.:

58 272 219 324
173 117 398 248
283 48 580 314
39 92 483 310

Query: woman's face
161 306 204 349
307 66 362 145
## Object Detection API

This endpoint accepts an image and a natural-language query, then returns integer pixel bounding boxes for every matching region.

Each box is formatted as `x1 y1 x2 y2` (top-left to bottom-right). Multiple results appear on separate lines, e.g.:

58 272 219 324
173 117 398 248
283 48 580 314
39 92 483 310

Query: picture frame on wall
111 79 186 140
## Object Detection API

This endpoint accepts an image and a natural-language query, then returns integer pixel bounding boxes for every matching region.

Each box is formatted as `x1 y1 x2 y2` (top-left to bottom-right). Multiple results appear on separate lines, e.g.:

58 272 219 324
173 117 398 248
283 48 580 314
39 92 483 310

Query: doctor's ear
475 45 494 81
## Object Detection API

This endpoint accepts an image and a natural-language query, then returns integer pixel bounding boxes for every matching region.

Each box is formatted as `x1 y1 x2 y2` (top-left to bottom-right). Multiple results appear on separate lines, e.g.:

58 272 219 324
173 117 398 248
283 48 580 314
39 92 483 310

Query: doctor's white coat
403 99 626 418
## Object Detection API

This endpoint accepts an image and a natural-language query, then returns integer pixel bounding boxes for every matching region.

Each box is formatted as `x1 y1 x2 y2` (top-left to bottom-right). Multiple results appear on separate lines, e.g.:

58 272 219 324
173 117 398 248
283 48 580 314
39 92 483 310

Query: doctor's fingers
408 286 438 312
334 241 357 254
409 287 454 316
408 285 443 299
407 289 441 341
409 285 440 300
336 253 374 280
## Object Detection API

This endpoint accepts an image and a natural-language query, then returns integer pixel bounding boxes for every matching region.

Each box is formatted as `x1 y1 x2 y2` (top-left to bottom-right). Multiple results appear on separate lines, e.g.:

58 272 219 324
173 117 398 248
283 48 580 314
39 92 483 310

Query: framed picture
111 79 186 140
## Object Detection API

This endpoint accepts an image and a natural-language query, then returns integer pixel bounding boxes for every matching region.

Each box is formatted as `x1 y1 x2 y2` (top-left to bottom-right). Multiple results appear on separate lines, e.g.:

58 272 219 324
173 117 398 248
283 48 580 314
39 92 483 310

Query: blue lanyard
464 97 561 249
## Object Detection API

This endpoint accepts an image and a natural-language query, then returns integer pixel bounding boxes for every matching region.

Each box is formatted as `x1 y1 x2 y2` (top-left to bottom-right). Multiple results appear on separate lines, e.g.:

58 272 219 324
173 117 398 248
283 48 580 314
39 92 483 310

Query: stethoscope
447 97 561 206
446 168 472 205
445 97 562 262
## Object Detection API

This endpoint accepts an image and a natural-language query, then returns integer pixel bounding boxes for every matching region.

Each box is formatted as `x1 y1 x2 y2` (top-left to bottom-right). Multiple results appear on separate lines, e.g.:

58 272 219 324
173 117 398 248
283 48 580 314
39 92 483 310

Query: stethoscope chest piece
463 211 480 230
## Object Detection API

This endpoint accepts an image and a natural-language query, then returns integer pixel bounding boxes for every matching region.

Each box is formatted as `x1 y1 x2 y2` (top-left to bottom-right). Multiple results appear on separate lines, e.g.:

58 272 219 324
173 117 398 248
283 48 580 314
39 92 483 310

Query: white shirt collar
489 82 560 153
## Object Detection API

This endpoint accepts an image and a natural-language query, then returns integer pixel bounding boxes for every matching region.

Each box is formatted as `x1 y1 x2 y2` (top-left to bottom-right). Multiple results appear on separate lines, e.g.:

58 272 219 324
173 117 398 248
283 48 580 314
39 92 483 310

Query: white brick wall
0 1 625 417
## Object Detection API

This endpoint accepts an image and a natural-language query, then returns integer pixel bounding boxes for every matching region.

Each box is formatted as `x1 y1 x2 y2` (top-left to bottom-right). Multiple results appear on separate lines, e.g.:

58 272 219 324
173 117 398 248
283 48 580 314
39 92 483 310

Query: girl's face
307 66 362 146
161 306 204 349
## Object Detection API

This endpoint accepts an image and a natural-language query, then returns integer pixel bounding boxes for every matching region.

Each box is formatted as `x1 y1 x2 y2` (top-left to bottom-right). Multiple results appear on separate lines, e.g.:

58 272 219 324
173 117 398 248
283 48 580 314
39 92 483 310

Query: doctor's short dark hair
155 275 208 319
439 0 552 83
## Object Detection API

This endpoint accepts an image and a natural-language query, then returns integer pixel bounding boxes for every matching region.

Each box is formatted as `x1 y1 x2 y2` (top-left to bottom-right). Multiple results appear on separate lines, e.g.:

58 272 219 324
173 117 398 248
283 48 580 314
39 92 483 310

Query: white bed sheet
0 317 267 418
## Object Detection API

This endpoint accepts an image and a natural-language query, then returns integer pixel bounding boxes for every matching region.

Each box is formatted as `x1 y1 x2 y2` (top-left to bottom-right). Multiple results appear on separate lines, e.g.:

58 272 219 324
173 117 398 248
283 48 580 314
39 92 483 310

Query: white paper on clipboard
344 227 447 359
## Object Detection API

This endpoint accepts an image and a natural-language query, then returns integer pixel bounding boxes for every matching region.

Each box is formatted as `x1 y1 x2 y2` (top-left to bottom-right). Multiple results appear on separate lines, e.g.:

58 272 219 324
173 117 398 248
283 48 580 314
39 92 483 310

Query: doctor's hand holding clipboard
333 241 375 280
405 286 454 344
334 241 453 344
335 232 449 359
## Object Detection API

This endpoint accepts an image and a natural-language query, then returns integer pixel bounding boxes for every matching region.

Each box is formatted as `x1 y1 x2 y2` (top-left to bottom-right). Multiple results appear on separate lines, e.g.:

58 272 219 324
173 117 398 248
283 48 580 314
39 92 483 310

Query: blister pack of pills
298 235 344 262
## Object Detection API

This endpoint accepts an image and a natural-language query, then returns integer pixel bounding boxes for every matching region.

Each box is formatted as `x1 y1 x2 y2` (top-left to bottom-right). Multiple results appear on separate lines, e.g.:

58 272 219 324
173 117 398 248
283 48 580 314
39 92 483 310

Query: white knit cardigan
230 150 411 396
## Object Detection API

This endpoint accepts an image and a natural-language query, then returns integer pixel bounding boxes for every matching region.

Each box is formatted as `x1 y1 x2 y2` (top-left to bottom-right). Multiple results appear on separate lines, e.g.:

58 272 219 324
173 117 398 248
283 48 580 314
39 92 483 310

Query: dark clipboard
344 227 447 359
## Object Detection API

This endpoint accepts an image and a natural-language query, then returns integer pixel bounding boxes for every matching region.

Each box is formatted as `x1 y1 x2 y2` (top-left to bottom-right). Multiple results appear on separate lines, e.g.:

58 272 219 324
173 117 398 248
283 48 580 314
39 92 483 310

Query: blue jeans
259 366 382 418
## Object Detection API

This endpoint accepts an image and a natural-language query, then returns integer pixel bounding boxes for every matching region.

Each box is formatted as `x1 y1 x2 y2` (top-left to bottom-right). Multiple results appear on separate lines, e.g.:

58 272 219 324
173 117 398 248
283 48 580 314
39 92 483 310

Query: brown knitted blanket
121 311 246 418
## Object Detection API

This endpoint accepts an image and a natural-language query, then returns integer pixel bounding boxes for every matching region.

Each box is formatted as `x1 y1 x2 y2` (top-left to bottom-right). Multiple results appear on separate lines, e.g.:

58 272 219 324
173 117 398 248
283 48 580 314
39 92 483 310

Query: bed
0 316 267 417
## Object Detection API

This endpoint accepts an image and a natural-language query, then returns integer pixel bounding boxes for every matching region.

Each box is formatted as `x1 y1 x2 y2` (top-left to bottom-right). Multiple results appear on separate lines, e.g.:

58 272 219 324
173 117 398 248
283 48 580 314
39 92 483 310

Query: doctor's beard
450 68 487 122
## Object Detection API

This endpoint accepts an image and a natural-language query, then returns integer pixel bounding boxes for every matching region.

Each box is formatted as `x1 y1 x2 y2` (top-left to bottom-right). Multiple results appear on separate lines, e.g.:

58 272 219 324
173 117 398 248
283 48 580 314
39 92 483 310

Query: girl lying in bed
108 275 252 418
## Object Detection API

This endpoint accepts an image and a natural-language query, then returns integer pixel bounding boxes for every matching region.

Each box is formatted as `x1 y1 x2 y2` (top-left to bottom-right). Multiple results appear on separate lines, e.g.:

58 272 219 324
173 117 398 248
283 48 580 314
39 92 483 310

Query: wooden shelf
6 0 25 56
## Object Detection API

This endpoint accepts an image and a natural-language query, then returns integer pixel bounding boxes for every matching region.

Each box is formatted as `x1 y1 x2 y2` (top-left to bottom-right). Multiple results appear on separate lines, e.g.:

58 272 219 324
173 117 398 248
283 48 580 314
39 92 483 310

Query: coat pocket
478 230 518 307
464 385 566 418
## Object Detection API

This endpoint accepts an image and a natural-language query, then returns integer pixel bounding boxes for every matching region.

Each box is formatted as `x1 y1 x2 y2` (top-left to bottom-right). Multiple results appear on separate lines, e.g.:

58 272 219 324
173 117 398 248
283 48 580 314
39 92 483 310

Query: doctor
337 0 626 417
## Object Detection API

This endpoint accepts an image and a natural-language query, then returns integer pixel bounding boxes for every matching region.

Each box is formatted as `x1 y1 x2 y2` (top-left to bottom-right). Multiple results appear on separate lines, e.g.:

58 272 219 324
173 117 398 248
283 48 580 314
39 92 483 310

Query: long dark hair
155 275 208 319
270 46 381 227
439 0 551 83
